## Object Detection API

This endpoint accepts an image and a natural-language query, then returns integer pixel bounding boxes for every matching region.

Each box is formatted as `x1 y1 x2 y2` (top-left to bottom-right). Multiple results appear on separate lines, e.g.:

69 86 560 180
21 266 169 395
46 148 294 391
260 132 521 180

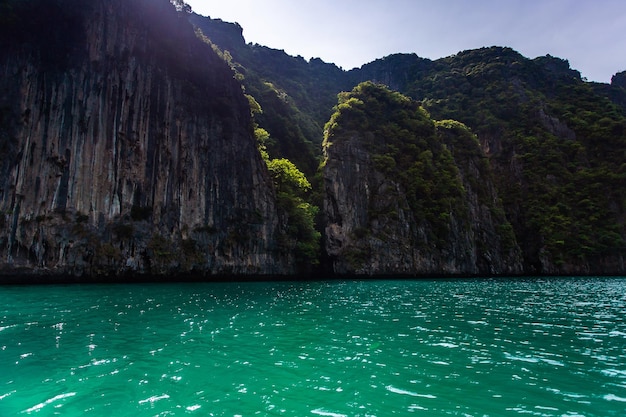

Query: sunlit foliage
266 158 320 267
325 82 467 241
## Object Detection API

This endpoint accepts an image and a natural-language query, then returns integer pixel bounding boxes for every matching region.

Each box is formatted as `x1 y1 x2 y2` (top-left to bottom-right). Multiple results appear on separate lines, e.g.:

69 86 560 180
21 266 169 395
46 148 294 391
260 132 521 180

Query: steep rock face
351 48 626 275
324 131 523 276
188 13 246 53
349 53 433 93
0 0 292 277
189 12 351 177
323 83 522 276
435 120 523 274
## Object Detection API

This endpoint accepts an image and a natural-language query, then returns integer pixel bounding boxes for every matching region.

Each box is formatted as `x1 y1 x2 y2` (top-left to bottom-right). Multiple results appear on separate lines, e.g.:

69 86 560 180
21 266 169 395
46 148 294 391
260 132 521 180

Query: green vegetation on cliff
401 48 626 270
1 1 624 276
324 82 467 241
322 82 522 274
266 158 320 268
248 100 320 270
190 13 349 178
192 16 626 273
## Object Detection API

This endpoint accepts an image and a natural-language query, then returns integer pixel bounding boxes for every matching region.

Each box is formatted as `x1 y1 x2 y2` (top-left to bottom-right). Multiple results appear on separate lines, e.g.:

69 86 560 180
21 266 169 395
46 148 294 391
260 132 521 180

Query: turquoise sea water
1 277 625 416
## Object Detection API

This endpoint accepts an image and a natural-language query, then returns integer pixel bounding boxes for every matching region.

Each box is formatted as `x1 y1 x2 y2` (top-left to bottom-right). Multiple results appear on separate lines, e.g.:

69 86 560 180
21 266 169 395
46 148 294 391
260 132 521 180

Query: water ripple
0 278 625 416
23 392 76 413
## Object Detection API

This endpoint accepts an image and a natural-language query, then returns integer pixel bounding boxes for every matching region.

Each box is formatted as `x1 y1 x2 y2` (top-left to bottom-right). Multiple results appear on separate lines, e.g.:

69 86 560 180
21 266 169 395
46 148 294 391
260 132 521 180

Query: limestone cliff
346 49 626 275
323 83 523 276
0 0 292 277
1 2 623 279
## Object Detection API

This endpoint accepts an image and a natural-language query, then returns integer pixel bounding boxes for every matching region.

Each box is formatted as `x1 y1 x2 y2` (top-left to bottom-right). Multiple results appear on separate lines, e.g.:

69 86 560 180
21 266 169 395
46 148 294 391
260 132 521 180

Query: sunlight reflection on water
0 277 625 416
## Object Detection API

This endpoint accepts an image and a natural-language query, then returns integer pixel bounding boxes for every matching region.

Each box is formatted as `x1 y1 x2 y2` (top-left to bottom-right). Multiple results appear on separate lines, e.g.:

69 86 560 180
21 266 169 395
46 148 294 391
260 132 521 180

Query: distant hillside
191 13 626 275
352 48 626 273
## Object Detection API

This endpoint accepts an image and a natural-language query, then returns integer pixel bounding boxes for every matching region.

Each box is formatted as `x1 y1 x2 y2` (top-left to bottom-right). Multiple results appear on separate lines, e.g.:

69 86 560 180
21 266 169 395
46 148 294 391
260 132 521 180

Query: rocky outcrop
1 2 623 280
324 133 442 275
346 49 626 276
349 53 433 93
323 84 523 276
0 0 293 277
324 133 523 276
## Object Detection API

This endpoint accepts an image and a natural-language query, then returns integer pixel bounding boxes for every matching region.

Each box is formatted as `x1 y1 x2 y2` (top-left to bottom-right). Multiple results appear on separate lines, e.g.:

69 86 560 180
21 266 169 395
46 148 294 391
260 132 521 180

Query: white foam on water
541 358 565 367
535 405 559 411
0 390 16 400
311 409 348 417
138 394 170 404
602 369 626 378
504 352 540 363
23 392 76 413
386 385 436 399
432 342 458 348
604 394 626 402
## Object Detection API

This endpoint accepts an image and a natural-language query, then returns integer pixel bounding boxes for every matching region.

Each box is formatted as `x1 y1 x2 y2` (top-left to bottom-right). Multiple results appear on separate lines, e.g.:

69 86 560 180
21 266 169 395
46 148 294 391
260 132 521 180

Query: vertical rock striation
323 83 523 276
323 131 523 276
0 0 291 277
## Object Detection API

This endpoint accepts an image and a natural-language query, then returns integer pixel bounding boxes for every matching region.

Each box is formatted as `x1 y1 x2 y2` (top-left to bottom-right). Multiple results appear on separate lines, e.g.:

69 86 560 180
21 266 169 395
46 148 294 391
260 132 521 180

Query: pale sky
185 0 626 83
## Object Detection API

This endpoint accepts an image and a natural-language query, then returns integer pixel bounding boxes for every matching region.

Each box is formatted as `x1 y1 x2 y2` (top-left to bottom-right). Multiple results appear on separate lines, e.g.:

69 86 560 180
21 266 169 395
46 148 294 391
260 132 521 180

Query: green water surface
1 277 625 416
